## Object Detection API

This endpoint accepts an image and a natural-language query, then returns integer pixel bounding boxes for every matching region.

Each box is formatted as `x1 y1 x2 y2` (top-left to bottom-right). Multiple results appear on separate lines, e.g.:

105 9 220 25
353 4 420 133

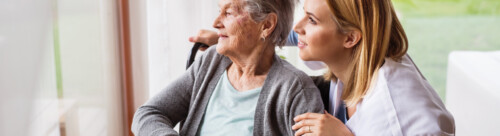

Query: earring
261 36 266 41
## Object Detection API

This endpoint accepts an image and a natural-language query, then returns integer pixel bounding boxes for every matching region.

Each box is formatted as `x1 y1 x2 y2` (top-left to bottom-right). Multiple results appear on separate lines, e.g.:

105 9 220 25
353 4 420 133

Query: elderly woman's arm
287 87 325 135
131 60 201 136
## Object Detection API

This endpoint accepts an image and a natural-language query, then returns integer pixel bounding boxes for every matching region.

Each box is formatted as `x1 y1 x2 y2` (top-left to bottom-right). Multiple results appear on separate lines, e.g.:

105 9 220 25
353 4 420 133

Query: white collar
330 79 344 116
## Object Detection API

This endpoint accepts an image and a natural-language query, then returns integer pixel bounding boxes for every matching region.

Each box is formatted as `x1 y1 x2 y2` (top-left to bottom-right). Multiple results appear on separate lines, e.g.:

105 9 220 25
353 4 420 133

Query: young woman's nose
293 18 306 35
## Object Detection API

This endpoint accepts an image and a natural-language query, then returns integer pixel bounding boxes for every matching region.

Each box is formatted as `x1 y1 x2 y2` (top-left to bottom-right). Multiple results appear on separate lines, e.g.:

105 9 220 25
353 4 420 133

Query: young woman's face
293 0 347 63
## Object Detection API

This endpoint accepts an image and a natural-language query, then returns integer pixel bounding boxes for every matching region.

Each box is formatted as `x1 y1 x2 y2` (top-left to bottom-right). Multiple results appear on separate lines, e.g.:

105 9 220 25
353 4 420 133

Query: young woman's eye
308 16 317 24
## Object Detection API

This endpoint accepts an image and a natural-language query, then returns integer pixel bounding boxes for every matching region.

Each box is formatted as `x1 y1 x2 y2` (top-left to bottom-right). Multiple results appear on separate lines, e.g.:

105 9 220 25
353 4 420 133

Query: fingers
292 112 331 136
199 46 208 51
294 112 323 122
294 125 314 136
324 110 337 119
188 29 219 45
188 36 196 43
292 119 318 130
294 126 306 136
189 35 206 44
302 133 313 136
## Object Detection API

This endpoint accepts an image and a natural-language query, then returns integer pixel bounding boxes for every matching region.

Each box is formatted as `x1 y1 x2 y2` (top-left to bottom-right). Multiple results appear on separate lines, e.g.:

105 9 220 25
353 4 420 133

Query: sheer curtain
55 0 123 135
146 0 219 97
0 0 125 135
0 0 57 135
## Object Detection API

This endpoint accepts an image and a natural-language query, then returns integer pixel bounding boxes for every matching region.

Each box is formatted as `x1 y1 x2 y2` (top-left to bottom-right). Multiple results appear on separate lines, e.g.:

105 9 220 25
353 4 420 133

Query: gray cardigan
131 46 324 136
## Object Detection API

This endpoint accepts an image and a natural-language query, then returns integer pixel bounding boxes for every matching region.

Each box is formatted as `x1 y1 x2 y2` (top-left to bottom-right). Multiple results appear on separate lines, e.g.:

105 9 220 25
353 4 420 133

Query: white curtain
146 0 219 97
0 0 58 135
55 0 123 135
0 0 125 135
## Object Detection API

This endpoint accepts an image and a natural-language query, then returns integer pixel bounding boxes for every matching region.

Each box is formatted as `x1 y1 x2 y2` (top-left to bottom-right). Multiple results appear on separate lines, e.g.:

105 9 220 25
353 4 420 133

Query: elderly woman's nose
213 16 223 29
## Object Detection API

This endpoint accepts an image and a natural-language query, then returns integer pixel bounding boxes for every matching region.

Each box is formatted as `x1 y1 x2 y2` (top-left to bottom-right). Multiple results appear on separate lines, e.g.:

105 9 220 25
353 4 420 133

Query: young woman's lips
298 41 308 49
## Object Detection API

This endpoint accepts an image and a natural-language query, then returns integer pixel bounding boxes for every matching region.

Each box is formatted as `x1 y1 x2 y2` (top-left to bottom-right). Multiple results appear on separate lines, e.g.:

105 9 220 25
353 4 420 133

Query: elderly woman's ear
261 13 278 39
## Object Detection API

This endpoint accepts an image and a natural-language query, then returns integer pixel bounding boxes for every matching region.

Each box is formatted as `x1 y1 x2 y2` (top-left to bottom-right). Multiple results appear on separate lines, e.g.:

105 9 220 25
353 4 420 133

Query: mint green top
198 70 262 136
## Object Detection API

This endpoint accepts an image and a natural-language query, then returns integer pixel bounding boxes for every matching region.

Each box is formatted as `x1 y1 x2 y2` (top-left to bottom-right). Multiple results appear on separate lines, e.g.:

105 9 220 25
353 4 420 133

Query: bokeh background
393 0 500 99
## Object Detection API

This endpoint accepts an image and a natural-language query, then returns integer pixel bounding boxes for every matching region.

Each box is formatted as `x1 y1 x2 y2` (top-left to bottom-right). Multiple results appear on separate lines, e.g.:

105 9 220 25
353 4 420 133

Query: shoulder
265 57 322 105
265 57 324 115
361 54 455 135
269 57 318 91
376 54 440 101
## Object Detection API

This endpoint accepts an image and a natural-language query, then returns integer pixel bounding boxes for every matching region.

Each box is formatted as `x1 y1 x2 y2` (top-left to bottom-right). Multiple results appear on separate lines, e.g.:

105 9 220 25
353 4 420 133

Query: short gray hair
242 0 296 47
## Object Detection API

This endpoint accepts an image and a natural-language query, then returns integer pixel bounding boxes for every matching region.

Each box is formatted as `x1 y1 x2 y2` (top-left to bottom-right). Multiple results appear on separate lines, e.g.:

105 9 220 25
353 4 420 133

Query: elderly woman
131 0 324 135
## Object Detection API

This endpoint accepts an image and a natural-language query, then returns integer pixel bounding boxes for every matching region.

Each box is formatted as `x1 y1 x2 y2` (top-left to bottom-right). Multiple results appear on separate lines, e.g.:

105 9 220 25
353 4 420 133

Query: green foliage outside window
392 0 500 100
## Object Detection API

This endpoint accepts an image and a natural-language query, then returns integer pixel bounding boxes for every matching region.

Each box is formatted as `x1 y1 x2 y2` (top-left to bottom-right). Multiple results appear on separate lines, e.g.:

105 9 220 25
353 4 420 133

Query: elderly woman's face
213 0 263 56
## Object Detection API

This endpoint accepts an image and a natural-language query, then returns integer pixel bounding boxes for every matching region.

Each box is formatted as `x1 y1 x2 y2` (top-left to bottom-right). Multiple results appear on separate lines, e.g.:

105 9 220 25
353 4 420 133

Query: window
393 0 500 99
0 0 126 135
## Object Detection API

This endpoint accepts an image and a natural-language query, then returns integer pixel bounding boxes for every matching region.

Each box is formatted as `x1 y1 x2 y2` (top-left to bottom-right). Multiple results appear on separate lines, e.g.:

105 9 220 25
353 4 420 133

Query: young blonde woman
190 0 455 135
289 0 455 135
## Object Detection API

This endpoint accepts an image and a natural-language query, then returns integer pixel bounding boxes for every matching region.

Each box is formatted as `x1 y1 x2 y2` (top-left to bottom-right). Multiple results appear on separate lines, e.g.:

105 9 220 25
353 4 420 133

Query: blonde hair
324 0 408 106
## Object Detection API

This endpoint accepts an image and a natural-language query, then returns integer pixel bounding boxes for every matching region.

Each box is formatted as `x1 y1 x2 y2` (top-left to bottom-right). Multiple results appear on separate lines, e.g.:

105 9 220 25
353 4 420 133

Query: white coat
330 54 455 136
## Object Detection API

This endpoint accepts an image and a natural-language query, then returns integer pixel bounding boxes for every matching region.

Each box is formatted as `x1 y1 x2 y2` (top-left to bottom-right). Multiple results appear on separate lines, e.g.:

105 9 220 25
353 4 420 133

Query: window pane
393 0 500 99
56 0 123 135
